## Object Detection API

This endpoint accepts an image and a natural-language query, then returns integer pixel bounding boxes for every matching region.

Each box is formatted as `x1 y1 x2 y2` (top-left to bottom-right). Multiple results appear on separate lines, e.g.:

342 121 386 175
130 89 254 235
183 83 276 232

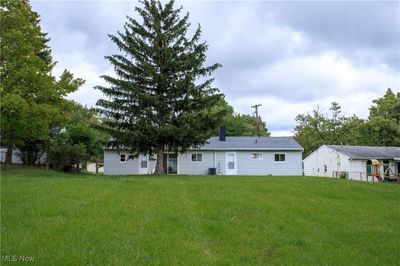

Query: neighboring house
104 132 303 176
86 162 104 174
303 145 400 181
0 147 23 164
0 147 46 165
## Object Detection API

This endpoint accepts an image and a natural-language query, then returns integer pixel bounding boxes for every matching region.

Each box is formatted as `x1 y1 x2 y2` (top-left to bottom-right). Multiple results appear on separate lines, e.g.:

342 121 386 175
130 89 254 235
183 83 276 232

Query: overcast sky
31 0 399 136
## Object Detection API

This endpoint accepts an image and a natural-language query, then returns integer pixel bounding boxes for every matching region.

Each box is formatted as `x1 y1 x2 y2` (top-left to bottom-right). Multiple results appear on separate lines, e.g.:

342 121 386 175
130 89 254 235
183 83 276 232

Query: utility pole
251 104 262 137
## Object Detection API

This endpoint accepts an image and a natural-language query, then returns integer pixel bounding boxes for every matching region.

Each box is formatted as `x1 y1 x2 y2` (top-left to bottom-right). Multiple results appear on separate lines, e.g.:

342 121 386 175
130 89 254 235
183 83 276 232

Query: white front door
139 154 149 174
225 152 237 175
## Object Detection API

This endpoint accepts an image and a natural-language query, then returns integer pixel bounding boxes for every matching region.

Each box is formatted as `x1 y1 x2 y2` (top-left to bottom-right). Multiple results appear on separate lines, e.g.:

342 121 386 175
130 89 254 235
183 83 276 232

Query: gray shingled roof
193 137 303 150
327 145 400 159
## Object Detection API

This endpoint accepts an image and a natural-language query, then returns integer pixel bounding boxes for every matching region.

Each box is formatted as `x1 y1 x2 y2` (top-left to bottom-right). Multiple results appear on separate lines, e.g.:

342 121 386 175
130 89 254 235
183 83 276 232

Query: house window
228 154 235 169
141 160 147 168
120 154 126 163
191 153 202 162
324 165 327 172
251 153 263 159
274 153 285 162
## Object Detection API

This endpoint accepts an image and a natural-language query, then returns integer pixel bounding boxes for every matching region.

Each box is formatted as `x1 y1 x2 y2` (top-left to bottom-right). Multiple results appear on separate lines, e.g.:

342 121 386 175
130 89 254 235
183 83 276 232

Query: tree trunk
155 148 164 174
5 145 13 165
95 160 99 174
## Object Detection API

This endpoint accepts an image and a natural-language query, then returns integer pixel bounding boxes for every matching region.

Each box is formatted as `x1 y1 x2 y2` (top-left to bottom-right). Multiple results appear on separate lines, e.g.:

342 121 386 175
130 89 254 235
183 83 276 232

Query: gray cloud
271 1 398 45
268 1 400 69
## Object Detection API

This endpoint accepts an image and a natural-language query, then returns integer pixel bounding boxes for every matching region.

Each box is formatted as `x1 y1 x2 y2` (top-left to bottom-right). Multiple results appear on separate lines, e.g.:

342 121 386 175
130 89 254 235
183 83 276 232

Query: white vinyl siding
105 149 303 176
237 151 302 176
251 153 263 159
178 151 215 175
303 145 350 177
304 145 399 181
104 150 140 175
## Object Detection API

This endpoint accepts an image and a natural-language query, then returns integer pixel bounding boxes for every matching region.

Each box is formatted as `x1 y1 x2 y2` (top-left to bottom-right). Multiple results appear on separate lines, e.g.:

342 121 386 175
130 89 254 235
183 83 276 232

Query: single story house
0 147 23 164
104 133 303 176
303 145 400 181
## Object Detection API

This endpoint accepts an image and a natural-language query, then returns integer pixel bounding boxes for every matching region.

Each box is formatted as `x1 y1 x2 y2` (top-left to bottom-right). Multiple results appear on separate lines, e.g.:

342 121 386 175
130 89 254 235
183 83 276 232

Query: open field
1 165 399 265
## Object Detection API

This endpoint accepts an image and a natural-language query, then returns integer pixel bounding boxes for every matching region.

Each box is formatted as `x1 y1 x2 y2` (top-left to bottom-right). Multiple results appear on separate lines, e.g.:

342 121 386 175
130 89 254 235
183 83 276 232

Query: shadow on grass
1 163 96 179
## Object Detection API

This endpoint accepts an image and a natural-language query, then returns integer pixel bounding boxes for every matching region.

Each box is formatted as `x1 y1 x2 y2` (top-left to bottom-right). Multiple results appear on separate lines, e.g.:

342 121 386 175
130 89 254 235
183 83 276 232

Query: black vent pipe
219 127 226 141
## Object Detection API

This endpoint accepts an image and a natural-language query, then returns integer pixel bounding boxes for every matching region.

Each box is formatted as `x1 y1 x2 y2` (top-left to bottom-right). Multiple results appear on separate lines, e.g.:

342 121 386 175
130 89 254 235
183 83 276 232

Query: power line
251 104 262 137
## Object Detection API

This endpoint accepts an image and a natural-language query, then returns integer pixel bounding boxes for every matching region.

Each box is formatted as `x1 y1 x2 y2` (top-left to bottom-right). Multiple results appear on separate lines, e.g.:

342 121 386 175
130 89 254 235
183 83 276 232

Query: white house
103 133 303 176
0 147 47 165
86 162 104 174
303 145 400 181
0 147 23 164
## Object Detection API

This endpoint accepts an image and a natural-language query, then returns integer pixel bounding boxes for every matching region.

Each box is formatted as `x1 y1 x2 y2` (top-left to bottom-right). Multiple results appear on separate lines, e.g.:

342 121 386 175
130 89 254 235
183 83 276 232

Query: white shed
303 145 400 182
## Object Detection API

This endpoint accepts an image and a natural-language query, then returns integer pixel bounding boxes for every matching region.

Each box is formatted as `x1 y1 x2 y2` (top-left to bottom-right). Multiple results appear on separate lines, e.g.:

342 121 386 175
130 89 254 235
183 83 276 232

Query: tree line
1 0 398 173
294 89 400 157
1 0 266 172
1 0 107 170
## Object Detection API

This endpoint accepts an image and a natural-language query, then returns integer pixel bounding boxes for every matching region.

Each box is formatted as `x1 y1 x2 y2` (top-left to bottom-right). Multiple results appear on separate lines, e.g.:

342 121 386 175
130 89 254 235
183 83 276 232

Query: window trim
191 153 203 163
120 154 127 163
250 153 263 160
274 153 286 163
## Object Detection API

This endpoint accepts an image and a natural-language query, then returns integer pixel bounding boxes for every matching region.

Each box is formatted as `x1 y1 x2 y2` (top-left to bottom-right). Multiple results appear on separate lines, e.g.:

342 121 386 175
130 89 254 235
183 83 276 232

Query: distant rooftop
327 145 400 160
195 136 303 150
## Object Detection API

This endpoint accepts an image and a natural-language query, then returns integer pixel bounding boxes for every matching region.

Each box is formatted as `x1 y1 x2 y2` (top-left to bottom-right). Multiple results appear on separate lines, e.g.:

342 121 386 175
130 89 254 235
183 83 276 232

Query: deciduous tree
0 0 85 165
212 99 270 136
294 102 358 157
47 102 109 172
358 88 400 146
0 0 55 163
369 88 400 123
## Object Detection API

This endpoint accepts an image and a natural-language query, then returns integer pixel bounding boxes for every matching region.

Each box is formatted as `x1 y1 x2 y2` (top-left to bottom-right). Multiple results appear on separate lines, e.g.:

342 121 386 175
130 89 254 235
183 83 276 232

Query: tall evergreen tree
96 0 225 173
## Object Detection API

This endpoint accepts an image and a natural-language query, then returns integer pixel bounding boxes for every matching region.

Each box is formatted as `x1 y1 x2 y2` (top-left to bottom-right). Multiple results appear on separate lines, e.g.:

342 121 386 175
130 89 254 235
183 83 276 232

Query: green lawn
1 165 399 265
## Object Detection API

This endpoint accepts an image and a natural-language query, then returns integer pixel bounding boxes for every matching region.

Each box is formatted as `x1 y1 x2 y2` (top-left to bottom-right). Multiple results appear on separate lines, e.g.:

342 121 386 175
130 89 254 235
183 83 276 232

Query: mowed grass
1 166 399 265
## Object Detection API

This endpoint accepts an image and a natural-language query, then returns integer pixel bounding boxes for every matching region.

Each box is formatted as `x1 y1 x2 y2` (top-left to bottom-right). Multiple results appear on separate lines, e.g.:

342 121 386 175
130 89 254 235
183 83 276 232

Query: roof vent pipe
219 127 226 141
